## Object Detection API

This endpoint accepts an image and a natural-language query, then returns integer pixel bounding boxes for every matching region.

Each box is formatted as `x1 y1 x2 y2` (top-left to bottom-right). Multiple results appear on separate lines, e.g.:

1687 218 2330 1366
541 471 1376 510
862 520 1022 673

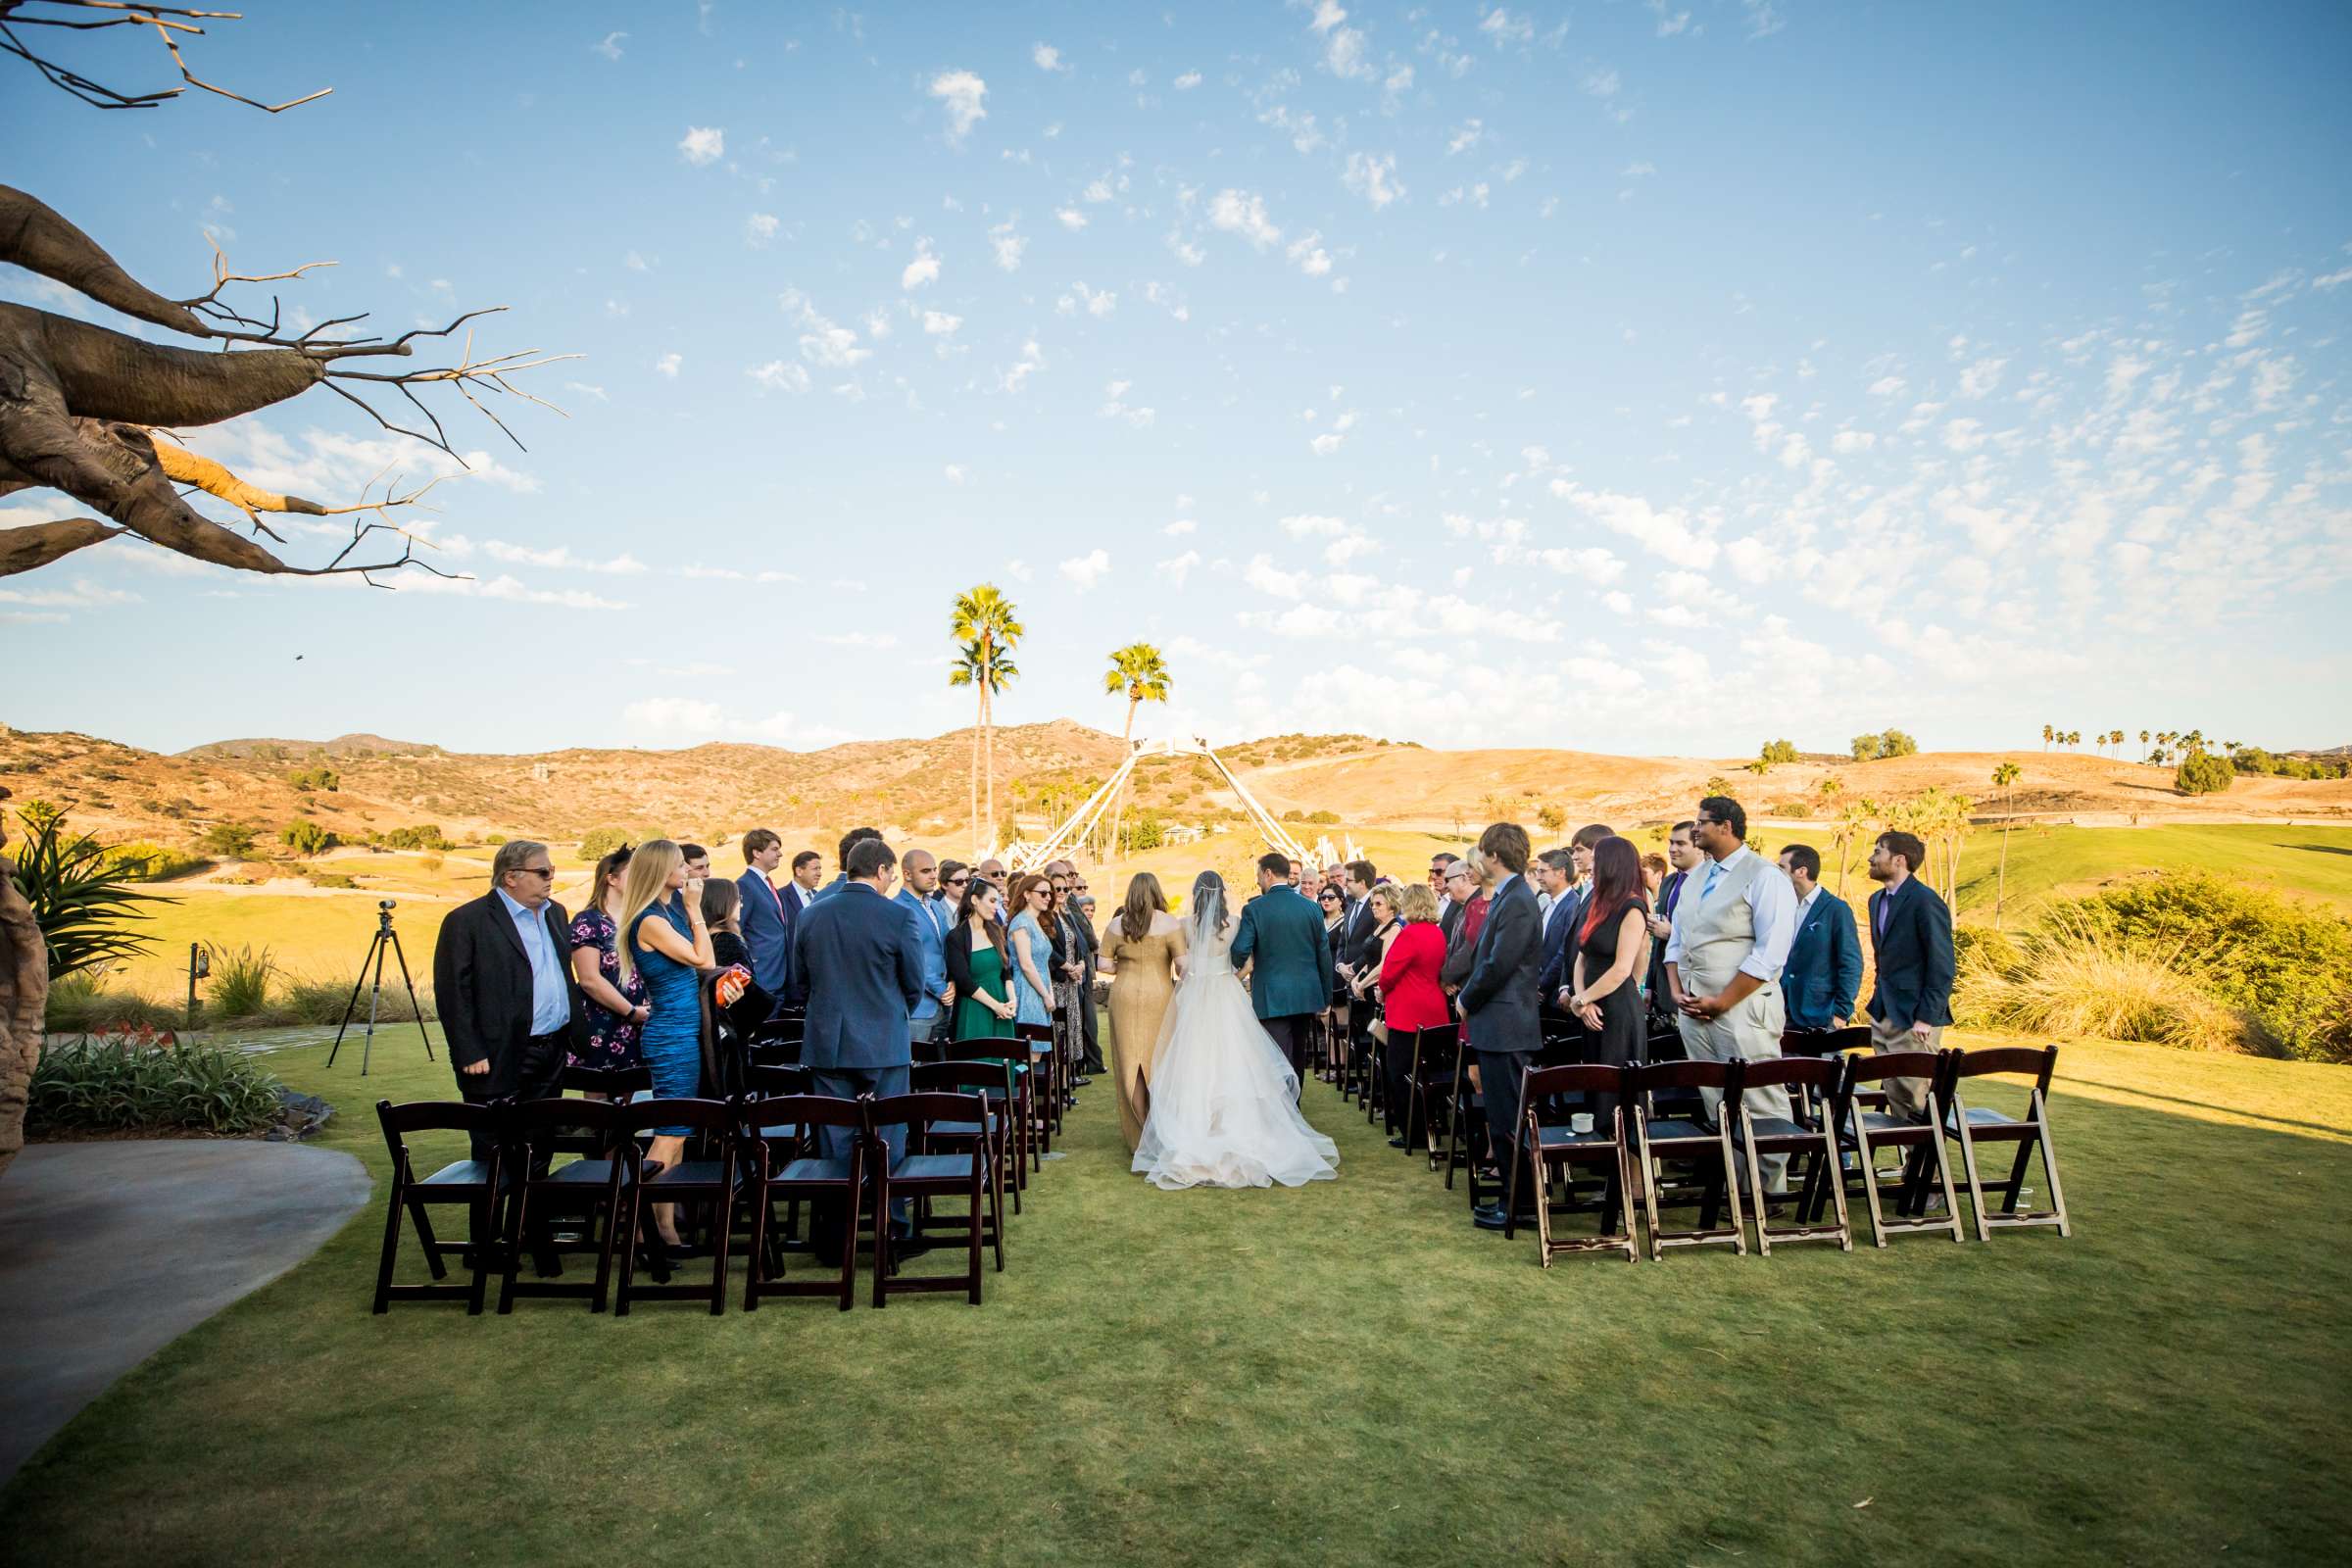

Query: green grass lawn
6 1029 2349 1565
1949 822 2352 919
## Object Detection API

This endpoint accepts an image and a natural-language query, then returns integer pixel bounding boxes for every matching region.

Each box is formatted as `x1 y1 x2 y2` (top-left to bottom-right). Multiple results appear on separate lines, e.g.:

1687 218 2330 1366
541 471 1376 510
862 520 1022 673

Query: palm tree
2041 724 2053 751
1817 773 1844 805
1102 641 1173 854
1990 760 2022 928
948 584 1024 855
2066 730 2081 751
1743 758 1772 778
1832 799 1876 900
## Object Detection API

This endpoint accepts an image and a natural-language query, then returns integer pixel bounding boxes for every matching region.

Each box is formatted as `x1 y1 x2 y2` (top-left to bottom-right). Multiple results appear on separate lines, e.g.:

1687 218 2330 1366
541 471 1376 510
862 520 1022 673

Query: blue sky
4 0 2349 758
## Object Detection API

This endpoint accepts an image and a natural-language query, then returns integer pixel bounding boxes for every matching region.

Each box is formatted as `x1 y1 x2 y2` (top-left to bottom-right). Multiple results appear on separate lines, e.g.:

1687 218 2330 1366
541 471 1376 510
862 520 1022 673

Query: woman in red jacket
1379 881 1451 1148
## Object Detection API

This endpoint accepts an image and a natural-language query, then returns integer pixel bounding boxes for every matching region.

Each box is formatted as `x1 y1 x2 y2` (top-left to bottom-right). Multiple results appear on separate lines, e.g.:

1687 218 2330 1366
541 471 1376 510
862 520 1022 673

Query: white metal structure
1005 736 1313 873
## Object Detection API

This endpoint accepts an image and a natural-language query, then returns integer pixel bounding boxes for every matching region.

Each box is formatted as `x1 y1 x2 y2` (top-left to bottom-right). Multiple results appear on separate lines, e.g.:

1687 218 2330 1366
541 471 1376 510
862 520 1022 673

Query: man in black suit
1533 848 1582 1028
434 839 585 1159
1865 828 1955 1119
1459 822 1543 1232
1645 820 1698 1032
1436 857 1469 951
1334 858 1381 1080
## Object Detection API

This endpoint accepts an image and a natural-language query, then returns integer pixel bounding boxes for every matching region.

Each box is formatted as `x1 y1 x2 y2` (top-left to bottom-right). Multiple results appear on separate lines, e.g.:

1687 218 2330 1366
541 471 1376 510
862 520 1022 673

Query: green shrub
378 824 450 851
279 820 339 856
1305 809 1341 824
199 821 260 858
578 826 632 859
29 1034 283 1136
287 765 341 792
205 943 274 1020
1955 908 2252 1054
95 841 204 881
14 809 159 979
2174 753 2235 796
1760 738 1799 764
305 871 358 890
485 833 507 846
43 972 185 1034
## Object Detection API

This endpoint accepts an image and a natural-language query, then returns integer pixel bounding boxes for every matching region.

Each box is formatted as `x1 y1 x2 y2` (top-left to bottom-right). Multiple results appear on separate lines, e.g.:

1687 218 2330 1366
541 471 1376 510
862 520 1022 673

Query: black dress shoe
1472 1203 1511 1231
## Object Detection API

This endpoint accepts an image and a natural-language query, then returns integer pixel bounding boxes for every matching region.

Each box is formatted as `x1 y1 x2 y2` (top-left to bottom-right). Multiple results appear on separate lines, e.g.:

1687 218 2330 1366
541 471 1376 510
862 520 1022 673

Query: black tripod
328 902 433 1076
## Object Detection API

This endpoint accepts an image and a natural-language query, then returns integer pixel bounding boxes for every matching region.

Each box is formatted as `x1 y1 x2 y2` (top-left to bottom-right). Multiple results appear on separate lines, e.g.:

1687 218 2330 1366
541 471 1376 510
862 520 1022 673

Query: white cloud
1287 231 1334 276
594 31 626 62
1446 119 1484 156
1208 189 1281 249
0 577 142 609
1479 8 1537 46
1055 207 1089 231
1244 554 1309 599
1309 432 1345 456
1868 375 1906 397
744 212 779 246
1155 550 1201 586
1163 517 1198 537
1174 70 1202 90
901 240 941 290
1551 481 1718 568
654 352 681 378
1058 549 1112 591
812 631 901 649
929 70 988 140
1031 42 1067 73
989 218 1026 270
748 360 811 394
678 126 724 166
482 541 647 575
1281 514 1348 538
1343 151 1403 209
921 310 962 336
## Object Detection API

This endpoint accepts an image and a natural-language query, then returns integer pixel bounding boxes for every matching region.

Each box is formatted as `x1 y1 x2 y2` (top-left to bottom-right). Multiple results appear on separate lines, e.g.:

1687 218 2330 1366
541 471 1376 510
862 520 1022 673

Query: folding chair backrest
560 1062 653 1099
746 1063 816 1099
1949 1045 2057 1094
912 1062 1014 1098
1736 1054 1841 1094
1844 1050 1942 1087
941 1037 1026 1065
507 1095 632 1156
740 1093 864 1139
867 1091 987 1148
1629 1057 1740 1097
1643 1024 1690 1061
1013 1020 1054 1046
1781 1024 1872 1057
1522 1063 1630 1102
615 1096 736 1140
375 1099 497 1165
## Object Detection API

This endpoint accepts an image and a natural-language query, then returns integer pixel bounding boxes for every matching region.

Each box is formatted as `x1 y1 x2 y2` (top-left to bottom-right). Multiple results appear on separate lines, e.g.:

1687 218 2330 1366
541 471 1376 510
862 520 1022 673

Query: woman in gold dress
1097 871 1187 1152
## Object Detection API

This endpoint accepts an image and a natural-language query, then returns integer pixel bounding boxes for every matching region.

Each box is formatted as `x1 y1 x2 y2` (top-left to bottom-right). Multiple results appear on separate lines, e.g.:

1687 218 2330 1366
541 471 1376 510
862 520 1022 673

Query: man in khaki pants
1664 796 1798 1193
1864 829 1956 1119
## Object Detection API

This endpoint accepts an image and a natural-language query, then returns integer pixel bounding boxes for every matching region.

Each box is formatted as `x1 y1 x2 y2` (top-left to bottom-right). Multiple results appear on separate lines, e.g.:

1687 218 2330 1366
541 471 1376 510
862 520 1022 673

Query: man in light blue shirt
496 880 575 1038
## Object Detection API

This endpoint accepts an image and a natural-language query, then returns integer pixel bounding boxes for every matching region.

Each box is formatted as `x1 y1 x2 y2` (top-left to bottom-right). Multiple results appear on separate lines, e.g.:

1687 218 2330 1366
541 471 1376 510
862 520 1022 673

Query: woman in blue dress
1005 872 1057 1030
616 839 712 1253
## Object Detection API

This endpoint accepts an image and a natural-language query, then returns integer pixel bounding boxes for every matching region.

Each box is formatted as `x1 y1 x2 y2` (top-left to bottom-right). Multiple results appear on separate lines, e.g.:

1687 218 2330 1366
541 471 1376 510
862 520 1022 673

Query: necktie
1700 859 1723 901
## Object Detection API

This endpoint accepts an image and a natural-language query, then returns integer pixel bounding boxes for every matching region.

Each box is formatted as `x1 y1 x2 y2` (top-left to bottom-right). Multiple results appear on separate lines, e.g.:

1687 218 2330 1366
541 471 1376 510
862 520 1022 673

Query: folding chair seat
867 1093 992 1307
1401 1025 1460 1168
497 1097 636 1313
1826 1051 1963 1246
1013 1019 1061 1148
1727 1056 1851 1254
911 1061 1011 1265
942 1038 1035 1192
740 1093 867 1311
1942 1046 2072 1241
372 1100 506 1313
1629 1059 1747 1260
613 1098 740 1315
1505 1064 1638 1266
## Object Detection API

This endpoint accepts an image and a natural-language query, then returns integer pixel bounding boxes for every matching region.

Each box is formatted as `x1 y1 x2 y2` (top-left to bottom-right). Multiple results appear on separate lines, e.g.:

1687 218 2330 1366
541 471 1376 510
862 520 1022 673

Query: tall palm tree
1990 760 2022 928
2041 723 2053 751
1101 642 1173 855
948 584 1024 854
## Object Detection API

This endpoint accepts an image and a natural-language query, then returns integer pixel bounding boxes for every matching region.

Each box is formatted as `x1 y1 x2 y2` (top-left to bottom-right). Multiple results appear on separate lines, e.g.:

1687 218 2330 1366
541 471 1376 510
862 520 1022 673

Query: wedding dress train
1131 876 1340 1191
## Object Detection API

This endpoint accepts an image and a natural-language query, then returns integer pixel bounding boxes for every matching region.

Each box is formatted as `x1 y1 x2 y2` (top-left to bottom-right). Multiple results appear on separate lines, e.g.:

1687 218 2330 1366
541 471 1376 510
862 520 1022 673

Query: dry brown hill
2 720 2344 865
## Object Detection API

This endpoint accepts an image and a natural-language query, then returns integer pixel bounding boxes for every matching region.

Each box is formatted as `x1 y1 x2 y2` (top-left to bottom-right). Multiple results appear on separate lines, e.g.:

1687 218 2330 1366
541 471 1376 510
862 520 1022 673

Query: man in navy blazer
1864 829 1955 1120
1458 822 1544 1232
794 836 925 1173
736 828 795 1003
1533 848 1582 1015
1231 852 1337 1091
1776 843 1862 1032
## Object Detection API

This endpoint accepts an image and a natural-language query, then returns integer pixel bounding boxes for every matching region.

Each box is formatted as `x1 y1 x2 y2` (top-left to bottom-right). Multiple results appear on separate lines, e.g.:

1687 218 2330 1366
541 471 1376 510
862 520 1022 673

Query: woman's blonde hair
1396 882 1438 923
614 838 683 986
1119 871 1167 945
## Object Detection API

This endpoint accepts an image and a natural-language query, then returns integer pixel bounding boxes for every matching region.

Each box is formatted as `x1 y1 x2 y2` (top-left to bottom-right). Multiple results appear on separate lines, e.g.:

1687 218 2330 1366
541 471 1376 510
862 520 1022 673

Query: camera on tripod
332 897 430 1075
378 898 397 911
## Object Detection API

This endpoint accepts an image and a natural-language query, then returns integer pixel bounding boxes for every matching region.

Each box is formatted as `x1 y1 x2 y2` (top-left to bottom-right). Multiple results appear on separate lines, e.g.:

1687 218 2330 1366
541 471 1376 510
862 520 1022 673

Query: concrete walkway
0 1140 370 1482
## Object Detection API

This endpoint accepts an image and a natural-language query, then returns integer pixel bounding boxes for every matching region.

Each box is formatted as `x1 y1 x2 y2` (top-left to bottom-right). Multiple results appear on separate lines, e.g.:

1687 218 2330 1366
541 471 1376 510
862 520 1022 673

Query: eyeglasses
947 875 970 887
519 866 555 880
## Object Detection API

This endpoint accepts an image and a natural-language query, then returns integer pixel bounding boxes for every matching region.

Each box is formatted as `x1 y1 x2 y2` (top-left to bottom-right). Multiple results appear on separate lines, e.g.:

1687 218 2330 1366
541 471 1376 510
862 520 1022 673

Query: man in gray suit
794 836 925 1230
1458 821 1544 1232
1230 851 1336 1096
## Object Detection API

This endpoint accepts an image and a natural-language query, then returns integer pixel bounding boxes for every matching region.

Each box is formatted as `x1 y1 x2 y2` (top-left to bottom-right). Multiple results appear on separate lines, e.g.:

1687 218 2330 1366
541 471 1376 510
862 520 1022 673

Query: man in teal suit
1230 851 1335 1095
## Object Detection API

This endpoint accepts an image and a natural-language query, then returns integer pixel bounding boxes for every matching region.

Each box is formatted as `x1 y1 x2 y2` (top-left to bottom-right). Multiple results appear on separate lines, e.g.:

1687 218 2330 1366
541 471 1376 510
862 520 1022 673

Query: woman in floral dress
566 844 649 1069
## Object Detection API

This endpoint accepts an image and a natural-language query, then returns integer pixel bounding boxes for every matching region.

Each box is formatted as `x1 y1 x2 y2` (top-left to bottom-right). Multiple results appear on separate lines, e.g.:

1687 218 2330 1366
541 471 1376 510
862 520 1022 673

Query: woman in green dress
946 876 1019 1039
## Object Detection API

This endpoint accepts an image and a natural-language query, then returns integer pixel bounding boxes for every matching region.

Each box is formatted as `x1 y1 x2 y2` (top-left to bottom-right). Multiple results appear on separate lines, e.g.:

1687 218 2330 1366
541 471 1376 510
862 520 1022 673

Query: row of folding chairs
372 1062 1024 1317
1345 1010 2069 1265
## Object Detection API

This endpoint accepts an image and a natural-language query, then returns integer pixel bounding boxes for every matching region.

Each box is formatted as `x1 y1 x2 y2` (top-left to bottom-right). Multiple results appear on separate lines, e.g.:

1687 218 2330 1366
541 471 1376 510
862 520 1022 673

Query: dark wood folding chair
911 1061 1010 1269
737 1063 816 1250
942 1037 1034 1192
1401 1024 1460 1169
867 1092 991 1307
1442 1030 1491 1201
1830 1050 1963 1246
739 1093 866 1312
1505 1064 1638 1266
372 1100 504 1313
497 1097 636 1313
1013 1018 1060 1150
1629 1058 1747 1260
1728 1055 1852 1254
1942 1046 2072 1242
613 1098 740 1315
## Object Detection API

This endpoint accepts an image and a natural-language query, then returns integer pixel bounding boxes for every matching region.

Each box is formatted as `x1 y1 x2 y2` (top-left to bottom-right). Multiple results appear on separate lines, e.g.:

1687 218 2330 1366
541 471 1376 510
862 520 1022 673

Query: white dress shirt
1663 845 1797 983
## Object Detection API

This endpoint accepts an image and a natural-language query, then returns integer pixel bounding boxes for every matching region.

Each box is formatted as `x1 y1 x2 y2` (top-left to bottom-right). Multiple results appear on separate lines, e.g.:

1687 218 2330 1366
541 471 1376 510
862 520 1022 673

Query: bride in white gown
1131 871 1341 1191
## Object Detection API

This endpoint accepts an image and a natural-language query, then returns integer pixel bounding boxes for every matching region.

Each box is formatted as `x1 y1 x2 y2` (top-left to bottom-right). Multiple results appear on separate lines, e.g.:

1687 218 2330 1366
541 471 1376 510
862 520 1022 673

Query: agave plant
12 808 160 982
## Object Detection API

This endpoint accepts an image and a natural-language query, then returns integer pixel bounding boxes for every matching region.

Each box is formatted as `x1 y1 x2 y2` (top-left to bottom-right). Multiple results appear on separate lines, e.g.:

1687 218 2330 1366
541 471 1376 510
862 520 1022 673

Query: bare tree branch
0 2 328 112
0 514 120 574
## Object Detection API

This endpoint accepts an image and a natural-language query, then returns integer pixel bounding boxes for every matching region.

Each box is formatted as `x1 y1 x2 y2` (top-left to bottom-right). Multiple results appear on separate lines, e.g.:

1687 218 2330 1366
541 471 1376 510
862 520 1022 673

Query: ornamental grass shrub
29 1030 283 1136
